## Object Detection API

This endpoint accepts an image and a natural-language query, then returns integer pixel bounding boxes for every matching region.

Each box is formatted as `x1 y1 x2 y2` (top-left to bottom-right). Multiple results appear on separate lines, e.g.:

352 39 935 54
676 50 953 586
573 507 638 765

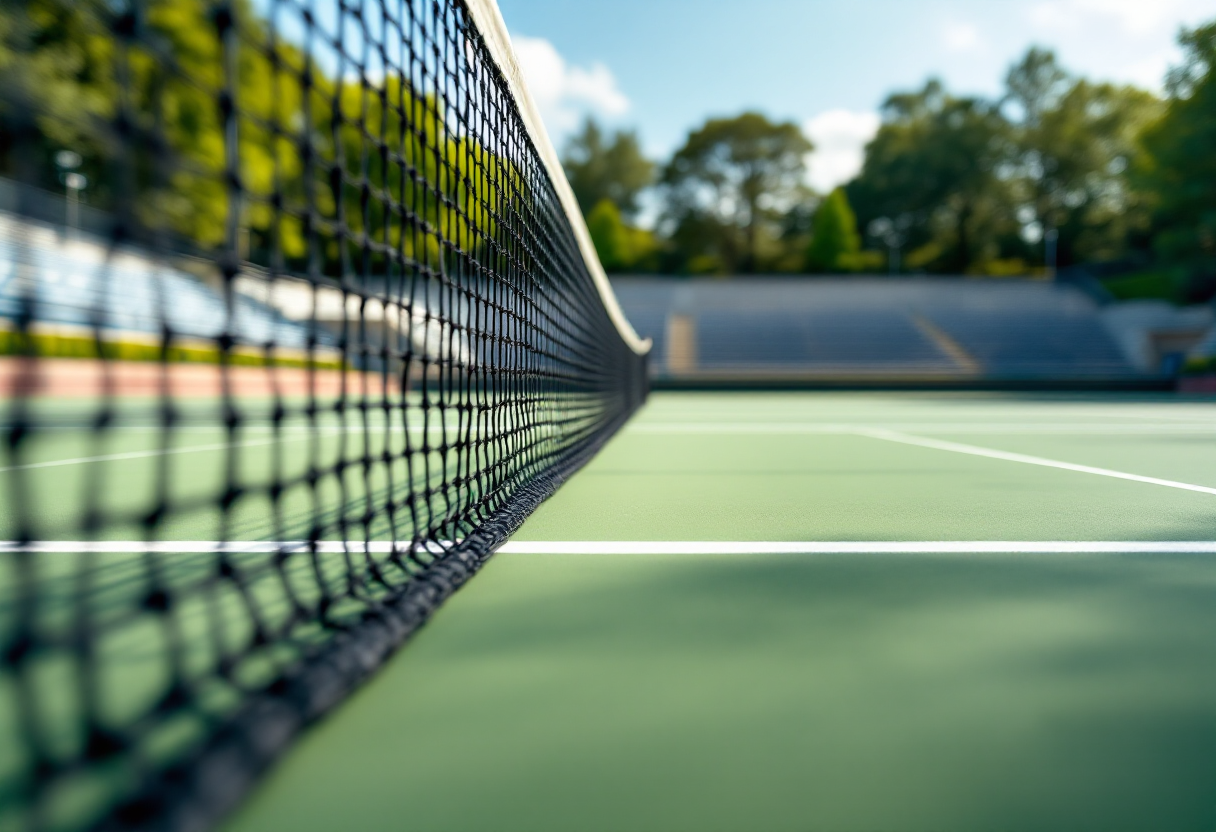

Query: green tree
0 0 306 251
661 212 733 275
1004 47 1070 126
848 80 1014 273
806 188 862 272
1005 48 1159 268
330 76 516 275
1138 21 1216 272
0 0 122 183
560 120 659 272
563 118 654 221
587 198 630 271
0 0 520 279
661 112 813 273
586 198 657 272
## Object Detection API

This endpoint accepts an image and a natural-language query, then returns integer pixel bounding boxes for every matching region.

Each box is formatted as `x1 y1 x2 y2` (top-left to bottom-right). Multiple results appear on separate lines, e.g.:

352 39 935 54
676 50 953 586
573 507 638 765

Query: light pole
868 217 908 276
1044 228 1058 278
55 150 87 236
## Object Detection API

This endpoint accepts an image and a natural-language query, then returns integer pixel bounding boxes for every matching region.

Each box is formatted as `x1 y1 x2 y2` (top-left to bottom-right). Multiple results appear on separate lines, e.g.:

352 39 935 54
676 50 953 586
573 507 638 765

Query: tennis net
0 0 649 829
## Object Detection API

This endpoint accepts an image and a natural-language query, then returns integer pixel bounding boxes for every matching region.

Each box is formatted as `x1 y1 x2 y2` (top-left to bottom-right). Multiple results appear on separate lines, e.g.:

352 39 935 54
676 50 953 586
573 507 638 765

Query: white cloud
803 110 881 194
512 36 629 137
1124 52 1178 89
1024 0 1215 91
1028 0 1206 36
942 20 983 53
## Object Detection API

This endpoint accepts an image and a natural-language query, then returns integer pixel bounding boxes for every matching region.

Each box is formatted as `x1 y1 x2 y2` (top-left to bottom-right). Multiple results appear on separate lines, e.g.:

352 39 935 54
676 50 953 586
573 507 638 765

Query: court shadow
230 532 1216 832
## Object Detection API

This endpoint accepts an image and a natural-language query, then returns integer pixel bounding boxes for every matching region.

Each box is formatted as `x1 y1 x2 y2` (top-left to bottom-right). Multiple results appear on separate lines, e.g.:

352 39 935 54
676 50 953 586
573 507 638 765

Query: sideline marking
0 540 447 554
0 426 463 472
501 541 1216 555
631 422 1216 435
5 541 1216 554
0 437 288 473
858 428 1216 496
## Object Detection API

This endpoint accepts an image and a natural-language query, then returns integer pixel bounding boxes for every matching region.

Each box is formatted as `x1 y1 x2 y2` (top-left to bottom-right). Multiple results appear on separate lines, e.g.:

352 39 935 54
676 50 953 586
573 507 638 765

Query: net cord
461 0 652 358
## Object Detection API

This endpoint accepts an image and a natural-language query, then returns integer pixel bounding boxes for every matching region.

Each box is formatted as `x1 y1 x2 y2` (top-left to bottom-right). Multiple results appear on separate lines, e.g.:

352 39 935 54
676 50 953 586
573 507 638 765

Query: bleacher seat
610 277 1142 380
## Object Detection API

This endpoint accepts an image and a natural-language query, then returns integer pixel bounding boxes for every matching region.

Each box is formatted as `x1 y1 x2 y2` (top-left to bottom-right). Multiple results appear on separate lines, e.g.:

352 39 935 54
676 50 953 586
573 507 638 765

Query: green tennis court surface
204 391 1216 832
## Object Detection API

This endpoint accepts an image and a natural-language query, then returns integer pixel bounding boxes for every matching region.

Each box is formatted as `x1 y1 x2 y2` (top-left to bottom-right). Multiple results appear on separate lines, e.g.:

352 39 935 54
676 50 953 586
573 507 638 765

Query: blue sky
499 0 1216 192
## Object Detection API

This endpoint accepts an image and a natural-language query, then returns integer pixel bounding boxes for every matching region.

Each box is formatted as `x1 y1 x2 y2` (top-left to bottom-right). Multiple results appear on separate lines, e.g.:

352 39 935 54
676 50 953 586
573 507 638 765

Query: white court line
645 411 1216 426
7 424 470 433
28 422 1216 436
0 437 292 473
4 541 1216 554
0 426 467 472
498 541 1216 555
631 422 1216 435
0 540 449 554
857 428 1216 496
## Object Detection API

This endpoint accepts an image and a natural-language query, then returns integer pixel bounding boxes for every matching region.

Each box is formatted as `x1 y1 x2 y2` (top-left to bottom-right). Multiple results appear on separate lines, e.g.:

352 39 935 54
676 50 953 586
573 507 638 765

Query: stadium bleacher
0 212 323 350
611 277 1158 382
696 309 955 371
0 205 1198 387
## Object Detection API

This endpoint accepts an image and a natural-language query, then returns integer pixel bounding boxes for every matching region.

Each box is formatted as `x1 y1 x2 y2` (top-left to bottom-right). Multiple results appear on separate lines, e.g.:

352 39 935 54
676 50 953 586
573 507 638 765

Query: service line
5 541 1216 554
857 428 1216 496
631 422 1216 435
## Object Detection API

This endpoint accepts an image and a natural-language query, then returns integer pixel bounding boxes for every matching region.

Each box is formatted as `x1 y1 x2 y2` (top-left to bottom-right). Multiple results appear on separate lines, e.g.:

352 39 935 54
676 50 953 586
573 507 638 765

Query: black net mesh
0 0 648 828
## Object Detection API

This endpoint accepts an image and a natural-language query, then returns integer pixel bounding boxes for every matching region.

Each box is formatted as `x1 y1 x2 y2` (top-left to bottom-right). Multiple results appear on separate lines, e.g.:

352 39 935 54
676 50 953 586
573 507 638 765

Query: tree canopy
1005 49 1159 268
586 198 657 273
848 81 1013 274
1 0 523 279
806 188 862 272
562 119 654 222
574 29 1213 283
6 3 1215 286
661 112 812 273
1138 21 1216 273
